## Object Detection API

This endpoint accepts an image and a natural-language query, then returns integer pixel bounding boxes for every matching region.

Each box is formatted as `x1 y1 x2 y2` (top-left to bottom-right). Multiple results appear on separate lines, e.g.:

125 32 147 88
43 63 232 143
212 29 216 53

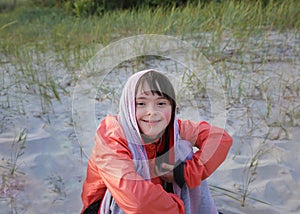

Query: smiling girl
81 69 232 214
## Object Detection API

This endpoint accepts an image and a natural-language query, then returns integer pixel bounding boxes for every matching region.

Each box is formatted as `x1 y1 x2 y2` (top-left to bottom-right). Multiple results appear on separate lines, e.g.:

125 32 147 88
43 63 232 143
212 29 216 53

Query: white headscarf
118 69 153 180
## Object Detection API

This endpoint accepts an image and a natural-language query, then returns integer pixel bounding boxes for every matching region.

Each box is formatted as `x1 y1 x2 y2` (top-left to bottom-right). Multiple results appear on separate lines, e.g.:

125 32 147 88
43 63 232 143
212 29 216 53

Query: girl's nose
146 104 157 115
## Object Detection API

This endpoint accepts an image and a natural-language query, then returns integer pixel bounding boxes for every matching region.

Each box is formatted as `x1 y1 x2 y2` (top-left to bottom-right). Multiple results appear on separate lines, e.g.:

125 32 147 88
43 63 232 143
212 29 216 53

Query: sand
0 31 299 213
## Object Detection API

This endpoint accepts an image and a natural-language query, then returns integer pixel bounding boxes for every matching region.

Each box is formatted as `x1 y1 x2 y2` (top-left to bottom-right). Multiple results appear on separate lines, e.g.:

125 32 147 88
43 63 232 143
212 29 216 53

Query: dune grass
1 1 298 80
0 0 299 209
1 1 299 47
0 0 298 91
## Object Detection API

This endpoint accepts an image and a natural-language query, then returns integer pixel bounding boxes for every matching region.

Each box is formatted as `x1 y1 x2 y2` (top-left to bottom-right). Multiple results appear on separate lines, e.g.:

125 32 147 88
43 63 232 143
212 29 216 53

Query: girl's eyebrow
135 96 147 100
135 95 166 100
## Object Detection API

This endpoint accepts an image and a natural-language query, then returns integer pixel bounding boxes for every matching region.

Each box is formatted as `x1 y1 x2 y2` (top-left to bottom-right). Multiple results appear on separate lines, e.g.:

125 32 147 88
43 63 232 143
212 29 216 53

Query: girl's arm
81 159 107 213
177 119 233 188
92 116 184 214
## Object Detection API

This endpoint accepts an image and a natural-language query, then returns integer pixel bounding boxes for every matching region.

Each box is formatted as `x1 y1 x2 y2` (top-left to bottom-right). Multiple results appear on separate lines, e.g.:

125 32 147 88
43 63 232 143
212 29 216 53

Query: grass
0 128 27 176
210 183 271 207
0 128 27 213
0 0 299 115
9 128 27 176
240 131 273 207
46 174 67 203
1 1 299 46
0 0 299 211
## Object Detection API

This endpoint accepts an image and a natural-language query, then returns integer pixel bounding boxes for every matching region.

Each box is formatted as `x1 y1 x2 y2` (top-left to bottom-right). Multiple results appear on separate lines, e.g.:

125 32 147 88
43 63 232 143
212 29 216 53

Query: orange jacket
81 115 232 213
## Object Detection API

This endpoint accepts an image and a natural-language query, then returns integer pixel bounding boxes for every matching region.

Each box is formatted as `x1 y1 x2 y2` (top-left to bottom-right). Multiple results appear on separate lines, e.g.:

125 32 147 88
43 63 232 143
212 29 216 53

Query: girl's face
135 83 172 140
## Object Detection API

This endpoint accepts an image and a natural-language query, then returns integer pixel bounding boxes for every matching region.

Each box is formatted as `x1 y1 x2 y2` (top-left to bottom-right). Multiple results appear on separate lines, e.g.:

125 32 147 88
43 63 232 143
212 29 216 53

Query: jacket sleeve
178 119 233 188
81 159 107 213
92 116 184 214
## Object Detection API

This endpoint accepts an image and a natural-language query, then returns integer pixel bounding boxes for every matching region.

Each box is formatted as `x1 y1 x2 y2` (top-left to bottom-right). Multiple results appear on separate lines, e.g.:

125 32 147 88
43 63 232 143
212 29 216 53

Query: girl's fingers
161 163 174 171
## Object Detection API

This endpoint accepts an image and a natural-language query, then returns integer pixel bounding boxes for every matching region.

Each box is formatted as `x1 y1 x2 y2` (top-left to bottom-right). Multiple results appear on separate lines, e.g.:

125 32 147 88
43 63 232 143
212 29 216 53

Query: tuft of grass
240 133 273 206
10 128 27 176
46 174 67 203
210 131 274 207
210 184 271 207
0 128 27 213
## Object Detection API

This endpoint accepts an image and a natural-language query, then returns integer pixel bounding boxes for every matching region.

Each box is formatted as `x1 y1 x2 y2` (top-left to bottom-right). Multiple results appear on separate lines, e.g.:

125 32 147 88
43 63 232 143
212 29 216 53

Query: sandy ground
0 31 299 213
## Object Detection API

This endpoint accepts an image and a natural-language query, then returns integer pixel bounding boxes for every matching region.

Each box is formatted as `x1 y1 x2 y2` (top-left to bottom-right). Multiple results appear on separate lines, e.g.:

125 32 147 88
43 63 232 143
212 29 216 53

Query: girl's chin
141 130 165 143
141 133 160 143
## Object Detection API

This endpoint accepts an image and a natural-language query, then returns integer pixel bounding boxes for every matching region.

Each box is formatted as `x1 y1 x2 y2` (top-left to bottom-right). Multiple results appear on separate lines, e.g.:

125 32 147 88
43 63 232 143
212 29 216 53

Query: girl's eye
158 100 170 106
158 102 167 106
136 102 145 106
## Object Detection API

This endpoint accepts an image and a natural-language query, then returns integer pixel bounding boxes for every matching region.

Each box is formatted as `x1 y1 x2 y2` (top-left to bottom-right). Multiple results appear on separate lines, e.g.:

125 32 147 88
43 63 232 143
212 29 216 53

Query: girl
81 69 232 214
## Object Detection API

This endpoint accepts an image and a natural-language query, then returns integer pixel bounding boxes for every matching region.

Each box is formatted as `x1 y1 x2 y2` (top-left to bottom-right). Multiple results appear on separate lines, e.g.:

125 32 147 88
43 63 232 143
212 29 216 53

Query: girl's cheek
163 108 172 122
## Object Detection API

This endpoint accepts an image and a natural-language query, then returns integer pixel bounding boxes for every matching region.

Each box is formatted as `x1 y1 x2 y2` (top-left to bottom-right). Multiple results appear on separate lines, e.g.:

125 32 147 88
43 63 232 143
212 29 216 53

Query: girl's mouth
142 119 160 124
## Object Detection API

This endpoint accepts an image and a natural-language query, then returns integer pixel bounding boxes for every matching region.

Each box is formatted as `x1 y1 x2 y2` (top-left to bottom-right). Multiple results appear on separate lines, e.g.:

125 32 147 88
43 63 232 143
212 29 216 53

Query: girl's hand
155 163 174 183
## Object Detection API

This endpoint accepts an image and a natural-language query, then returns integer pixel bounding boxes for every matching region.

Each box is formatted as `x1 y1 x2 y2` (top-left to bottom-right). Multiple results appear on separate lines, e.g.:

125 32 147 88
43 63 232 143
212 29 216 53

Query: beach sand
1 31 299 213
